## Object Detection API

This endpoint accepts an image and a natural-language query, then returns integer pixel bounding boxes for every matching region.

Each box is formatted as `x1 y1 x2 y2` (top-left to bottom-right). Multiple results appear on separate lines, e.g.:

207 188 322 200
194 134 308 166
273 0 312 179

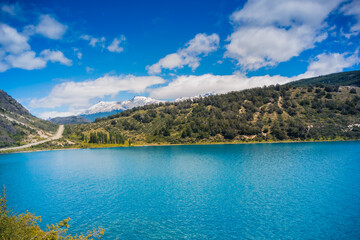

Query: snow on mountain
81 101 120 115
174 93 214 102
81 96 164 115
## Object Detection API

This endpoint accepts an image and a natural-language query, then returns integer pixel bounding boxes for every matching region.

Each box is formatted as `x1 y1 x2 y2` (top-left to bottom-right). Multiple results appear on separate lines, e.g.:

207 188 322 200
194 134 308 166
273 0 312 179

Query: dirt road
0 125 64 152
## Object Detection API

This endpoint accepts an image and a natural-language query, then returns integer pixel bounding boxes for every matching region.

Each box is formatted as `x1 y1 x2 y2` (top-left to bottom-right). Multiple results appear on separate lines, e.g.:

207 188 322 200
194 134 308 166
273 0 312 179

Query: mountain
290 70 360 87
0 90 58 148
49 116 90 125
175 93 214 102
64 76 360 146
79 96 164 122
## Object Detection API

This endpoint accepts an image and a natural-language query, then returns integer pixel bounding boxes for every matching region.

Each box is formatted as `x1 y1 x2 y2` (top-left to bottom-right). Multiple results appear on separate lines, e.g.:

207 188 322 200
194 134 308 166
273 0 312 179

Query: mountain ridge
51 96 166 123
0 90 58 148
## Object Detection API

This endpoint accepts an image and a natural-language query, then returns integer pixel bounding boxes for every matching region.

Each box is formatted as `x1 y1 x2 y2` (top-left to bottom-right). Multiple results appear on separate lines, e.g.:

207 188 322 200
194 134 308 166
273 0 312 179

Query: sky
0 0 359 119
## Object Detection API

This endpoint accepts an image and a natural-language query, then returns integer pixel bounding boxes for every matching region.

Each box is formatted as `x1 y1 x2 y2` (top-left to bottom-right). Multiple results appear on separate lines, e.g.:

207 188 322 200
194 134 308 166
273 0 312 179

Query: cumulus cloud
0 23 30 54
225 0 343 71
0 23 72 72
5 51 46 70
150 51 359 99
147 33 220 74
32 14 68 39
40 49 72 66
30 75 165 109
341 0 360 34
298 51 360 79
107 36 126 53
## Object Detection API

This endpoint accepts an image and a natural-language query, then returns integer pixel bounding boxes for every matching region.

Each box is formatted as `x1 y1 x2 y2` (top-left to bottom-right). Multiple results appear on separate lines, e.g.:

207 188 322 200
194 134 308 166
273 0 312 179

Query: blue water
0 142 360 239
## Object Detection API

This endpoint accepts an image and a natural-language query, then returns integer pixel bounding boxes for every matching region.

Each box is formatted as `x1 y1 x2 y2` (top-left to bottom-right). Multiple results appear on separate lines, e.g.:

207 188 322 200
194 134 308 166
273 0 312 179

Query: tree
0 188 104 239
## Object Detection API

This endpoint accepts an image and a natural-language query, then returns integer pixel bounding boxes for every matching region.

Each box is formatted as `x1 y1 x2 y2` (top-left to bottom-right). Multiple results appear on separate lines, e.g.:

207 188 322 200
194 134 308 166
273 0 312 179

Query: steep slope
0 90 58 148
64 84 360 145
290 70 360 87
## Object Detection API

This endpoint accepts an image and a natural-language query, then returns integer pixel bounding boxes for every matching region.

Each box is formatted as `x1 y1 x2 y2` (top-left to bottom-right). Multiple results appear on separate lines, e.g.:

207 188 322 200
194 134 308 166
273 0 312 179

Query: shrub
0 188 104 239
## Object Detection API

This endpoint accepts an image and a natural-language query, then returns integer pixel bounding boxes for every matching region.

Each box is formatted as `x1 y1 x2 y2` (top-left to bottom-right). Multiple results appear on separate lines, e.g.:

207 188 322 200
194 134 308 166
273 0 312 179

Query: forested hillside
49 116 90 125
64 84 360 146
290 70 360 87
0 90 58 148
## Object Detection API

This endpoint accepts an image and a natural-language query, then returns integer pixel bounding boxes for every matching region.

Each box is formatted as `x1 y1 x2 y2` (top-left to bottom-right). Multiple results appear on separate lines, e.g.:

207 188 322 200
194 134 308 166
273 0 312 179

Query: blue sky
0 0 359 118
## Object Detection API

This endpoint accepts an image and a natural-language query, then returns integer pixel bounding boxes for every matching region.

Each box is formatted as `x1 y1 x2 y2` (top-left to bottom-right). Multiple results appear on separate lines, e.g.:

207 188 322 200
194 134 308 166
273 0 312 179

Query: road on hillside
0 125 64 152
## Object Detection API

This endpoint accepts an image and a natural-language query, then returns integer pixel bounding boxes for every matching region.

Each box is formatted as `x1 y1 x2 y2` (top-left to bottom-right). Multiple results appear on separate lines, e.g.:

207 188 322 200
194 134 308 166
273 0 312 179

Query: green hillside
0 90 58 148
64 84 360 146
49 116 90 125
290 70 360 87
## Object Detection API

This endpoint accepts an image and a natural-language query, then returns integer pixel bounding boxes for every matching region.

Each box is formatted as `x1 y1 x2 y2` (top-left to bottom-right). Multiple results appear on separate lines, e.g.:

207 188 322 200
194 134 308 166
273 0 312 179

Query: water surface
0 142 359 239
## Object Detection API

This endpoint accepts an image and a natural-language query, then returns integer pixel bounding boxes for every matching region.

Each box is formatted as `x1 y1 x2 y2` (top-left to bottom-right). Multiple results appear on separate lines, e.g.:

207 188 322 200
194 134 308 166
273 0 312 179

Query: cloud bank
30 75 165 109
150 51 360 99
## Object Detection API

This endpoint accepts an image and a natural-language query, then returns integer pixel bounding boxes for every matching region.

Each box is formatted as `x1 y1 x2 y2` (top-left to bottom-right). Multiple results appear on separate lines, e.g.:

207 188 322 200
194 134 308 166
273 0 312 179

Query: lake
0 142 359 239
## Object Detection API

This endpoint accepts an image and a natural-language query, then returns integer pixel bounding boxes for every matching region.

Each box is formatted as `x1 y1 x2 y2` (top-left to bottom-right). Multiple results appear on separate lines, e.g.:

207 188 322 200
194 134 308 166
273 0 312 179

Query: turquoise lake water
0 142 359 239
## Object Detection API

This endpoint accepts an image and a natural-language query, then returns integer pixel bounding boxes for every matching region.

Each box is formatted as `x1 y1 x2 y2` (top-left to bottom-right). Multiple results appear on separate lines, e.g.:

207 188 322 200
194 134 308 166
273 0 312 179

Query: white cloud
81 34 126 52
298 51 360 79
0 23 30 54
147 33 220 74
40 49 72 66
89 38 99 47
81 35 106 47
150 74 292 99
30 75 165 109
80 34 90 40
5 51 46 70
0 23 72 72
341 0 360 34
225 0 343 71
1 3 21 16
39 111 83 119
0 61 9 72
33 14 68 39
72 48 82 59
150 51 359 99
107 36 126 53
86 66 94 73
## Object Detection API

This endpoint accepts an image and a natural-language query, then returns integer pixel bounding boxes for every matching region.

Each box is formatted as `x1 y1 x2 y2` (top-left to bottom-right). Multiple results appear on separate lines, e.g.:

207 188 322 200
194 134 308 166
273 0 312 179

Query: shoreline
0 138 359 154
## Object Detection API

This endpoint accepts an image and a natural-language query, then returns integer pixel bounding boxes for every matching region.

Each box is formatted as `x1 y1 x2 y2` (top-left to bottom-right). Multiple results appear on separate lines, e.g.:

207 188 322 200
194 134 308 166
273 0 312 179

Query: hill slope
64 84 360 145
49 116 90 125
0 90 58 148
290 70 360 87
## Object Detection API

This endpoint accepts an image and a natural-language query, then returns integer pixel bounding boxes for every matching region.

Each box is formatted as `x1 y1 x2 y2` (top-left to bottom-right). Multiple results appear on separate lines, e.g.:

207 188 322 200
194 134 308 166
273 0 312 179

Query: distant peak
132 96 150 100
80 96 164 115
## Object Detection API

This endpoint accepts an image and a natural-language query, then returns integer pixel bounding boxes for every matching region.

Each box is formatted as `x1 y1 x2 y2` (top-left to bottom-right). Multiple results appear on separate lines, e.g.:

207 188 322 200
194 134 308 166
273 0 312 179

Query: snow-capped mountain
48 94 215 123
175 93 214 102
81 96 164 115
